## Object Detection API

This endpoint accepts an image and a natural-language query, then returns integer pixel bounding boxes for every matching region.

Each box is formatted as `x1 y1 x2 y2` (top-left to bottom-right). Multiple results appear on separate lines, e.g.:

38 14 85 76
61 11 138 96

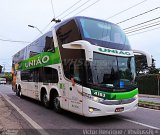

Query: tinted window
21 70 32 82
44 36 55 52
43 67 58 83
79 18 130 45
86 53 136 89
56 20 81 45
56 19 85 82
68 60 85 83
21 67 58 83
28 31 55 58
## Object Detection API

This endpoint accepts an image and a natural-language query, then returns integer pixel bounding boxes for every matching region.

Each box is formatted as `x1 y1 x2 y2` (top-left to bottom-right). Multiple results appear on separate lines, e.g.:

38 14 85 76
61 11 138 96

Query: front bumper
82 96 138 117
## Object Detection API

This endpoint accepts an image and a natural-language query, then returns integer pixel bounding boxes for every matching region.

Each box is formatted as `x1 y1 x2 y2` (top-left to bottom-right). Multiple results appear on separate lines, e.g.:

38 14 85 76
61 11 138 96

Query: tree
135 54 158 75
135 54 148 75
0 72 12 84
0 65 2 73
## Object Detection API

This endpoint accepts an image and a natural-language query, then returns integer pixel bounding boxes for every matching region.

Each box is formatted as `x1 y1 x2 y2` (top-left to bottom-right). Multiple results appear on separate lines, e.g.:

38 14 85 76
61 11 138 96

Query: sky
0 0 160 72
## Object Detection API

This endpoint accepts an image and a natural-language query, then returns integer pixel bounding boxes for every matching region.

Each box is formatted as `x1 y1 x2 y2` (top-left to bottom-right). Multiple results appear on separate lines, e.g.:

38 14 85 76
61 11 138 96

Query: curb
138 103 160 110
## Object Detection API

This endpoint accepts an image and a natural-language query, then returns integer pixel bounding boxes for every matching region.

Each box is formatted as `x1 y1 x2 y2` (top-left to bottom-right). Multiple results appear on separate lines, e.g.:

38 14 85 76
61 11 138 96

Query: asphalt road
0 85 160 135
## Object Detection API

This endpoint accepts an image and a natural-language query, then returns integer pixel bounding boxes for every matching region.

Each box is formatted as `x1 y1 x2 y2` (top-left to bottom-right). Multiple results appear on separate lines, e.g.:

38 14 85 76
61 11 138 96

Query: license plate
115 107 124 112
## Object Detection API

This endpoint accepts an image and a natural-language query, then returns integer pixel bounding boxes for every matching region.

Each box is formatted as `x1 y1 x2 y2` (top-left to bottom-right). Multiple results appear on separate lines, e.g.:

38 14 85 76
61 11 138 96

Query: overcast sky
0 0 160 71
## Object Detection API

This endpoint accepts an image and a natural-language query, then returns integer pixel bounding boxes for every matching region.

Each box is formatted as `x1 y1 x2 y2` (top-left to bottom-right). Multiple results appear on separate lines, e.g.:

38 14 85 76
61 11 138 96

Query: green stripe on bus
19 47 61 70
91 88 138 100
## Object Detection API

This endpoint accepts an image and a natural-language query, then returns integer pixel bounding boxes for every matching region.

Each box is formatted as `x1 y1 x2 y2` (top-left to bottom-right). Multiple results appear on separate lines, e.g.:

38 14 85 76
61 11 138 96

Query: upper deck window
79 18 130 46
56 20 81 45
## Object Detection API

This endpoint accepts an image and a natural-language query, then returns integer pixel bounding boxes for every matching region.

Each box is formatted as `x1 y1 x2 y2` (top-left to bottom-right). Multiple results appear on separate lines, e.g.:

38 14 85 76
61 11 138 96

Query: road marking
1 86 160 131
139 106 160 111
116 116 160 130
0 93 49 135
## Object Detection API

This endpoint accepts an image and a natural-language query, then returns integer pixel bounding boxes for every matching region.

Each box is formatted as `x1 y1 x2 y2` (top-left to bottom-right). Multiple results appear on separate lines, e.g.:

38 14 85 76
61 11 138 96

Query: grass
139 100 160 106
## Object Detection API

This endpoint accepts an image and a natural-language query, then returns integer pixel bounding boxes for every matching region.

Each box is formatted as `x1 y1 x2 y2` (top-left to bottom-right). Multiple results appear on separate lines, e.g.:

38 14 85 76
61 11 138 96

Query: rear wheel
16 90 19 96
42 92 50 108
17 87 23 98
19 89 23 98
15 86 19 96
53 94 62 113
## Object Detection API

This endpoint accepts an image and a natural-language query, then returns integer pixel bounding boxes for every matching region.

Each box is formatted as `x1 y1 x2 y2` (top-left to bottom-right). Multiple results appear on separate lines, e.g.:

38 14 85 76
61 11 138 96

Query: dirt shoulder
0 95 39 135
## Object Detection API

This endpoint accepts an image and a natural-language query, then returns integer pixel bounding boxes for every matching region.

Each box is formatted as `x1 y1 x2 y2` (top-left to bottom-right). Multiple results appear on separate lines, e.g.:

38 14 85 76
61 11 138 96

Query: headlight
83 92 104 103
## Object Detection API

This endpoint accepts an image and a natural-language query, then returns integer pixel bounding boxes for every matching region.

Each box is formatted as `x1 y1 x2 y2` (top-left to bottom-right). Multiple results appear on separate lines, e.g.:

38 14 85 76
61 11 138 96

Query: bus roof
54 16 117 30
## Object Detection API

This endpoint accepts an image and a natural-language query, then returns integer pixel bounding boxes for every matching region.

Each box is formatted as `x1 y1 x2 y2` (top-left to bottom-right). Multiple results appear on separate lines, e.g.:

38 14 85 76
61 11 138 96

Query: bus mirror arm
71 78 75 86
62 40 93 61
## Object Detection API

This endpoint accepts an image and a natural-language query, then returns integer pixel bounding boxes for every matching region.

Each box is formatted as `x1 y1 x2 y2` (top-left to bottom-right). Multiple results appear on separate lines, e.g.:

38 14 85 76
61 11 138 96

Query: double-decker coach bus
12 16 139 117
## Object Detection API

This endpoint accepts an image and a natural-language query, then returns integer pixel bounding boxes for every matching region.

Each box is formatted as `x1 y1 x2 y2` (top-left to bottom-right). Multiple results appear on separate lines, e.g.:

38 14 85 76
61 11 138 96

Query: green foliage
135 54 147 74
148 67 159 74
136 74 160 95
0 72 12 83
139 100 160 106
0 65 2 73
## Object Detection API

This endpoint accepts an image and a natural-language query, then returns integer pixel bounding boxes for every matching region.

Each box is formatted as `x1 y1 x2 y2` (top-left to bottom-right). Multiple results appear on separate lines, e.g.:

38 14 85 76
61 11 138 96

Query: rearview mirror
62 40 93 61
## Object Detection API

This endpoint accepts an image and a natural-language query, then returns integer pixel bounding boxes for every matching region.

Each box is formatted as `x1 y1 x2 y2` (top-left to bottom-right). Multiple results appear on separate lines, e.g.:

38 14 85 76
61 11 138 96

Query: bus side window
69 64 81 82
44 36 55 52
40 67 58 83
21 70 30 82
56 20 81 45
33 68 39 82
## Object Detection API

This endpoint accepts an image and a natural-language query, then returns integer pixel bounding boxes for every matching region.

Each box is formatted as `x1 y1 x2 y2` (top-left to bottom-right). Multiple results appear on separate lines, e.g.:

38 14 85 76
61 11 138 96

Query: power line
39 0 57 35
34 0 57 35
106 0 148 20
41 22 52 32
41 0 99 33
123 17 160 30
74 0 101 16
128 26 160 36
61 0 92 20
41 0 83 33
50 0 56 18
124 20 160 33
117 7 160 24
56 0 82 18
0 35 12 41
125 22 160 34
0 38 31 44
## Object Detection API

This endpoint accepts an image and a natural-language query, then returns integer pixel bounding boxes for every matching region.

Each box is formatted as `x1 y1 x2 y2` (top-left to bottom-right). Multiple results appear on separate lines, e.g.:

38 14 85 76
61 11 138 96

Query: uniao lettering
24 55 50 68
98 48 131 56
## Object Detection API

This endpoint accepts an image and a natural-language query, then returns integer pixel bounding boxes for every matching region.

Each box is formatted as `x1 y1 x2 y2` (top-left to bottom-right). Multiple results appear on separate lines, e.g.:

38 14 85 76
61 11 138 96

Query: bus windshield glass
87 53 136 90
79 18 130 45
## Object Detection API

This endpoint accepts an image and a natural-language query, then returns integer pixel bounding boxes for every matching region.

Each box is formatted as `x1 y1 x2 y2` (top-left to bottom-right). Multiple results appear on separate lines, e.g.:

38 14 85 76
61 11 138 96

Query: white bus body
12 16 139 117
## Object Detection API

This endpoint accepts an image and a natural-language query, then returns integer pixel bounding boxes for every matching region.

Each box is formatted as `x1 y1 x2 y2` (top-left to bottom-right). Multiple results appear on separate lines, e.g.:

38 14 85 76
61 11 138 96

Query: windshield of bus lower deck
79 17 130 47
86 53 136 91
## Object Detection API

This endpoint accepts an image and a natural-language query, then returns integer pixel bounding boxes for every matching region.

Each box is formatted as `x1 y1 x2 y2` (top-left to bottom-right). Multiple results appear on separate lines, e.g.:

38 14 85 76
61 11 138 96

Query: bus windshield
79 18 130 45
86 53 136 90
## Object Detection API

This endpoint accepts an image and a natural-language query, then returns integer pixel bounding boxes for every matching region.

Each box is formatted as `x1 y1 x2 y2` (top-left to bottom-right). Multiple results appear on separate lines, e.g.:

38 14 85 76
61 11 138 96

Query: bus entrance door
68 80 83 115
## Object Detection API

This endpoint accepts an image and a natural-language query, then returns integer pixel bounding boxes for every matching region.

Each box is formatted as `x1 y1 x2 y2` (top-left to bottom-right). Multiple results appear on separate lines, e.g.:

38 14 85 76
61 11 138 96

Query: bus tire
41 92 50 108
16 86 19 96
53 94 62 113
16 89 19 96
19 89 23 98
17 86 23 98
